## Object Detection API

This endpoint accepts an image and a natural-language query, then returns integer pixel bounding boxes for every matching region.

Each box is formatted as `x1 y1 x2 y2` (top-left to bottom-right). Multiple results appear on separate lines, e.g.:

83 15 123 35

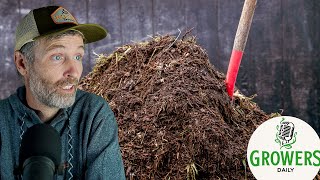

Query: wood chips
79 34 269 179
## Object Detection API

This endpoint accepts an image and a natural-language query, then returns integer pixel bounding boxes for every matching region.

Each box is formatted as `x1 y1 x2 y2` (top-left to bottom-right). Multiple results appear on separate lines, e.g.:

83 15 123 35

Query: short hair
19 30 85 64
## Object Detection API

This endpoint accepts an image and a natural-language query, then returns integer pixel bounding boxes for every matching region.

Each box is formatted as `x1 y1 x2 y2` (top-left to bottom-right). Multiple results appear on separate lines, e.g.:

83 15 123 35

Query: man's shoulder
0 95 15 119
0 95 13 108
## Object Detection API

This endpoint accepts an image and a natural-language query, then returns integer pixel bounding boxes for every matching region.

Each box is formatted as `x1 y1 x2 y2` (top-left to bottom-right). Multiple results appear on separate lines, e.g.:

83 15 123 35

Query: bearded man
0 6 125 180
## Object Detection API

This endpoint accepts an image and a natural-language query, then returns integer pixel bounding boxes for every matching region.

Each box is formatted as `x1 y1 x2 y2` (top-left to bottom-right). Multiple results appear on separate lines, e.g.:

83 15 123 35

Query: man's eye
74 55 82 61
52 55 63 61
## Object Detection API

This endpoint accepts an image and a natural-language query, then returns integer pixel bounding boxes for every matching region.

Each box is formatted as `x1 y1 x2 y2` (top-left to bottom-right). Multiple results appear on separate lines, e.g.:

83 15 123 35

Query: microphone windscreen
19 123 62 167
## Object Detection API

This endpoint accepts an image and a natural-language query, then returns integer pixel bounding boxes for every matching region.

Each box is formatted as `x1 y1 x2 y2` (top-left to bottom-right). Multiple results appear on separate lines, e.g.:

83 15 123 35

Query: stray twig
166 29 181 51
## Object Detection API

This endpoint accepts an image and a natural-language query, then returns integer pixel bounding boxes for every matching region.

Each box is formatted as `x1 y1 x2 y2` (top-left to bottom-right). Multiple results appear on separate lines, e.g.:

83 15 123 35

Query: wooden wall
0 0 319 133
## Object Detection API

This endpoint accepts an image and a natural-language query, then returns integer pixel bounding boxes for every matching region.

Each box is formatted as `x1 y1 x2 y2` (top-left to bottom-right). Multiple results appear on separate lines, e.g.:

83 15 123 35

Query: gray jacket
0 86 125 180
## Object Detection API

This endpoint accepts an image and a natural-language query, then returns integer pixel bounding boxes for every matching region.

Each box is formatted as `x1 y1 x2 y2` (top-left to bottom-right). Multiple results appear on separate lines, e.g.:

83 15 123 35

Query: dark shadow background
0 0 319 134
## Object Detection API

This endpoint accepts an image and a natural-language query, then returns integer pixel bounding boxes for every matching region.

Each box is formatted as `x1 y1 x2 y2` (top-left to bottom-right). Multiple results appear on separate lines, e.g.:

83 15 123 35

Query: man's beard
28 67 79 108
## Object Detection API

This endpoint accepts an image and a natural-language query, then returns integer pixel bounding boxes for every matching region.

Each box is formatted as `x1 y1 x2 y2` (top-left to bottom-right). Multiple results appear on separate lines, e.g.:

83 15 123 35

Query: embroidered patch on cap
51 7 78 25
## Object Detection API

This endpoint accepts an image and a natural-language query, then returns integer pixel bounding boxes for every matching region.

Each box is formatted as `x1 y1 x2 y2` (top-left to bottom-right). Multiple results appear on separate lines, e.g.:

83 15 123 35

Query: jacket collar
9 86 71 129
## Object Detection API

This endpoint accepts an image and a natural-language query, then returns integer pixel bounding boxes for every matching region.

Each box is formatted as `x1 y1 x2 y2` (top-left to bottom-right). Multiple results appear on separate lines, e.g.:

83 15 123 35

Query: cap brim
71 24 108 43
33 23 108 44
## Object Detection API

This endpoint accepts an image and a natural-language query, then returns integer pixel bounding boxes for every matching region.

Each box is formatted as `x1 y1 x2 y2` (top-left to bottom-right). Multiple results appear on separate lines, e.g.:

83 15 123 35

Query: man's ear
14 51 28 77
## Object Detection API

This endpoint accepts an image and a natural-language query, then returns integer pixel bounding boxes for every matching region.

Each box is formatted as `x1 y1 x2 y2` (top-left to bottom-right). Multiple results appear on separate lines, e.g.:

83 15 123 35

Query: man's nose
63 57 81 78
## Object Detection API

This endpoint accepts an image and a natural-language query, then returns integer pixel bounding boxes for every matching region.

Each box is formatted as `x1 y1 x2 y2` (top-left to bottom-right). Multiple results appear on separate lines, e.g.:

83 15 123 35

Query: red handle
225 0 257 98
225 50 244 97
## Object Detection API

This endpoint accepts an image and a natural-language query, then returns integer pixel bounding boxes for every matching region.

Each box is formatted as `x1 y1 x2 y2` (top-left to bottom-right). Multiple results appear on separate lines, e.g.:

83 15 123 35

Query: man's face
26 34 84 108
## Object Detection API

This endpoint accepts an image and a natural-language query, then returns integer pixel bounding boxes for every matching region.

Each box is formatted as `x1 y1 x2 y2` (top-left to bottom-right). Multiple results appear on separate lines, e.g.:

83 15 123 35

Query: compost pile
79 34 270 179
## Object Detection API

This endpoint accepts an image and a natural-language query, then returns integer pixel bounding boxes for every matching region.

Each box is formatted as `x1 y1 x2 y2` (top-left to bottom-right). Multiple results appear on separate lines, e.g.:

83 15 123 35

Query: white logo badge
51 7 78 25
247 116 320 180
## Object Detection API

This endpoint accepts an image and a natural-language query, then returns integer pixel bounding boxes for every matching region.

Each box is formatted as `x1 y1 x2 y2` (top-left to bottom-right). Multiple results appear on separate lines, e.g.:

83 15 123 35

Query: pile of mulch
79 33 270 179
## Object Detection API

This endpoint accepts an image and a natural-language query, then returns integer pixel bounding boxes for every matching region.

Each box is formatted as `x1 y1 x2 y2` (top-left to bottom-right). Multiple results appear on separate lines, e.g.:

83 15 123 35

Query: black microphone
19 123 62 180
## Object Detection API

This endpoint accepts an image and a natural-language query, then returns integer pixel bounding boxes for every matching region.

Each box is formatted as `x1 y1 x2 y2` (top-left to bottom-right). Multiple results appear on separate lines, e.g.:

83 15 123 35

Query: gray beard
28 67 77 109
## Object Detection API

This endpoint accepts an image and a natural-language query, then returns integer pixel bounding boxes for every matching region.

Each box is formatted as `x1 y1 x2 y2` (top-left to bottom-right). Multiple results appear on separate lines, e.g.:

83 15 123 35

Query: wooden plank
308 54 320 133
153 0 186 35
307 0 320 57
87 0 122 69
184 0 221 70
281 0 307 117
281 0 320 133
19 0 53 9
249 0 283 57
0 0 24 99
120 0 153 43
282 0 315 56
217 0 243 72
253 56 283 114
285 56 313 117
306 0 320 133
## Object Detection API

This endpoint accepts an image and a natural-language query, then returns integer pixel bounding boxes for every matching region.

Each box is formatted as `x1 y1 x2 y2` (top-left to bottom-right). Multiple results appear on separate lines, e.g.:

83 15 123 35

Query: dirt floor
79 34 271 179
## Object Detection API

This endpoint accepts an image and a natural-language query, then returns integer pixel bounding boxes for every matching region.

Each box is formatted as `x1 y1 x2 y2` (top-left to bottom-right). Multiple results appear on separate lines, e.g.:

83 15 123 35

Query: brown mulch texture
79 34 271 179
